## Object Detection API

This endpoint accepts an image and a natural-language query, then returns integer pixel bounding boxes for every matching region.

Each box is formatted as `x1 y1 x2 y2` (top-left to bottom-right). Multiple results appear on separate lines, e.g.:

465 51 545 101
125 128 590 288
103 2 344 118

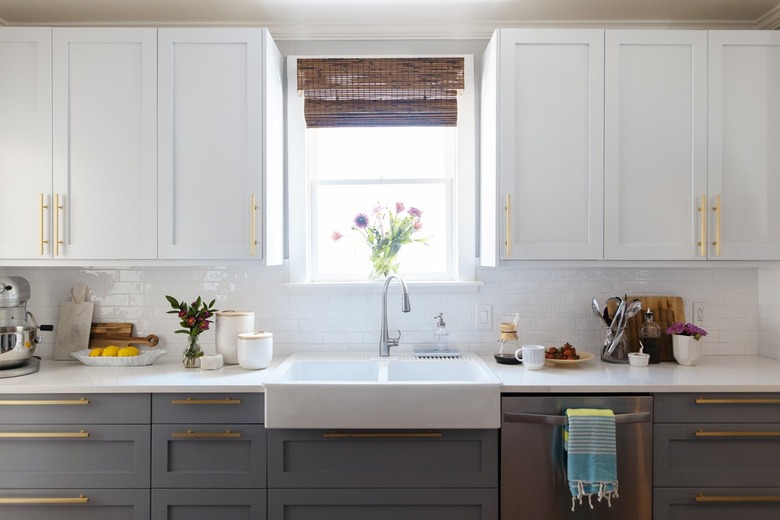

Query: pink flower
331 231 343 241
413 221 423 230
408 207 422 218
395 202 405 213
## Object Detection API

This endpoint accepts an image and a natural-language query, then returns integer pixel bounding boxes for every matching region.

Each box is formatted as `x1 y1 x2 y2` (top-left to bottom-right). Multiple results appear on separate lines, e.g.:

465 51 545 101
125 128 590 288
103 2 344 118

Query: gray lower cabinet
267 429 498 519
151 393 266 520
654 393 780 519
0 394 151 518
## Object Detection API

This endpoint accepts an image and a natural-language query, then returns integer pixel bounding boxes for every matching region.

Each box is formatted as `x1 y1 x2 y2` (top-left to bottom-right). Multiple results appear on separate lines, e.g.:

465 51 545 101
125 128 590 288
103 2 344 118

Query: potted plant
665 322 707 366
165 295 218 368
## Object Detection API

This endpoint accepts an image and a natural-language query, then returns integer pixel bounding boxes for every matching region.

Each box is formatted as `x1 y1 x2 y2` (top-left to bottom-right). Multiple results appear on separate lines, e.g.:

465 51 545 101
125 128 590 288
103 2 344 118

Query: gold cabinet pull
695 429 780 438
0 398 89 406
697 194 706 257
172 430 242 439
504 194 511 257
695 397 780 405
0 495 89 505
53 193 64 256
39 193 49 255
711 194 721 256
323 431 443 439
696 494 780 503
250 193 258 256
0 430 89 439
171 397 242 405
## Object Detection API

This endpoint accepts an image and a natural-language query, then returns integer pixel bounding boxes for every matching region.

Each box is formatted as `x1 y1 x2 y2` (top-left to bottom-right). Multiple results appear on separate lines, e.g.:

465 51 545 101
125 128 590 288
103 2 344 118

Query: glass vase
182 335 203 368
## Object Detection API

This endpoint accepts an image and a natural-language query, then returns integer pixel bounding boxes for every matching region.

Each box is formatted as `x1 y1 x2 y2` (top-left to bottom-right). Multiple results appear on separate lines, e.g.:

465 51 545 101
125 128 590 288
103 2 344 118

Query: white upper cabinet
52 28 158 259
0 28 52 259
604 30 708 260
157 28 284 262
481 29 604 264
708 31 780 260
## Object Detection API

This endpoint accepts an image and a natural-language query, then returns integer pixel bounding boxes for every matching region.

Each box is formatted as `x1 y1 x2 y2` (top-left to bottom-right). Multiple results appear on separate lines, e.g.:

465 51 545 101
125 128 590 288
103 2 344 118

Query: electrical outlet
693 302 705 323
476 304 492 330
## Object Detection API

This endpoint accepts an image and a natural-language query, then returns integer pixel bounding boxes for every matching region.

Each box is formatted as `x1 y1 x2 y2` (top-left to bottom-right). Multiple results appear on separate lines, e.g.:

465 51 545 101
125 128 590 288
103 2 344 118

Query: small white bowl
628 352 650 367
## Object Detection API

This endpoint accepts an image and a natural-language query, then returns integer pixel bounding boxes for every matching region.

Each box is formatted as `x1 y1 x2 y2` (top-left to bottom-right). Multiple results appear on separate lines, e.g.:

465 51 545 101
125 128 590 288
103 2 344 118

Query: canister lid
216 310 255 317
237 331 272 340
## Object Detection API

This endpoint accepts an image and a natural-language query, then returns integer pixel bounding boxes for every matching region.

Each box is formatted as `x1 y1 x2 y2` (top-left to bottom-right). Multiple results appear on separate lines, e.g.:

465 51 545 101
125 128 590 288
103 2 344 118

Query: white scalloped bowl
71 347 168 367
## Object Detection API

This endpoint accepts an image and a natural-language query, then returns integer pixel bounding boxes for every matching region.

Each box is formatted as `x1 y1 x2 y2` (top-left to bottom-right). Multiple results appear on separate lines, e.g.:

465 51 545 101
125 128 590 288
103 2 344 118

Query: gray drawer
0 394 150 424
655 393 780 423
0 488 149 520
267 429 497 489
0 424 150 488
654 487 780 520
152 424 266 488
152 393 263 424
268 488 497 520
654 423 780 487
152 489 266 520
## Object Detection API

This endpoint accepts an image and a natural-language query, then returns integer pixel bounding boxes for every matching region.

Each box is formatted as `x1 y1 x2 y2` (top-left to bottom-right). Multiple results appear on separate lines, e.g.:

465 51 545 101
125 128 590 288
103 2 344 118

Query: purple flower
353 213 369 229
395 202 405 213
665 322 708 340
408 207 422 218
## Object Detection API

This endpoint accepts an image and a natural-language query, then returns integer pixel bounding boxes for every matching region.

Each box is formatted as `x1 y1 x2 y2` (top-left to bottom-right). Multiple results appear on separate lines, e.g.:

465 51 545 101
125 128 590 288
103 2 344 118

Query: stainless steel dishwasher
501 395 652 519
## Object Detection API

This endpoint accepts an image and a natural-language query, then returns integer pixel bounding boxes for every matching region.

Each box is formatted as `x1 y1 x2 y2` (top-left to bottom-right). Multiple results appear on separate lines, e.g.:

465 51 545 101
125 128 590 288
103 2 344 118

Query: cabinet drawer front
654 423 780 487
152 488 266 520
267 429 497 489
0 488 149 520
152 424 266 488
0 394 150 424
655 393 780 423
0 424 150 488
153 393 263 424
269 488 497 520
654 487 780 520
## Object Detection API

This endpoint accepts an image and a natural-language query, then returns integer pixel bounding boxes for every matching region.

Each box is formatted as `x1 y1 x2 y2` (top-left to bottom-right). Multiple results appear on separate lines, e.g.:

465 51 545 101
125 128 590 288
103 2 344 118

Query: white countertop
0 354 777 394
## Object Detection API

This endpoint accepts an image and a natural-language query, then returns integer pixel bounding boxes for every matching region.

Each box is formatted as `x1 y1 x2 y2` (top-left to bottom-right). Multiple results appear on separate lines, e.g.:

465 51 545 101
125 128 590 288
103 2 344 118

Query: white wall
759 267 780 359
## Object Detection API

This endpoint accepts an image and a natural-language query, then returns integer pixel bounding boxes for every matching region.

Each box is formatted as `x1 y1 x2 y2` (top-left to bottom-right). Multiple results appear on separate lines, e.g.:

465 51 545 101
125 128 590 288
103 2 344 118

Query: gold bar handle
695 430 780 438
0 495 89 505
0 398 89 406
0 430 89 439
39 193 49 255
712 194 721 256
250 193 257 256
696 494 780 503
54 193 64 256
697 194 706 257
504 194 511 257
172 430 242 439
695 397 780 405
171 397 242 405
323 432 443 439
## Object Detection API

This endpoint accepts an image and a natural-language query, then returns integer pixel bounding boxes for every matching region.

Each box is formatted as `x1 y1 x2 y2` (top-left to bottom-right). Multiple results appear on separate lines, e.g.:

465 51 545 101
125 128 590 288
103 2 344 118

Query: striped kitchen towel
564 408 619 511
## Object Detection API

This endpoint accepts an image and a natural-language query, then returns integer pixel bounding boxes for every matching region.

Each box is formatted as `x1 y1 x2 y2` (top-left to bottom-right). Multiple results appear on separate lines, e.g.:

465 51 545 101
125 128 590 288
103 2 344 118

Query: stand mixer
494 313 521 365
0 276 53 375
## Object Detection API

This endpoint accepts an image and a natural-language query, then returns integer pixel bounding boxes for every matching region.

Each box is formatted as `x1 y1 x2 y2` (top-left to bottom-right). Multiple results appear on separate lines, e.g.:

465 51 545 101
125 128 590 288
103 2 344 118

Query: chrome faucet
379 274 411 357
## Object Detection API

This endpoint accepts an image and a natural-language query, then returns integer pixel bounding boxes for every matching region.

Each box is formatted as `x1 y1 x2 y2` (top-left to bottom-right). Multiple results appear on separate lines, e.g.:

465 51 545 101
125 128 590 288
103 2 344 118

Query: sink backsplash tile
1 263 770 360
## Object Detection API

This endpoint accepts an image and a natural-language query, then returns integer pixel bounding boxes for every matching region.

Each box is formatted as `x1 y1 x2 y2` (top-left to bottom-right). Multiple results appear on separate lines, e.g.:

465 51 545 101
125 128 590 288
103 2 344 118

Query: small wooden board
88 323 159 350
608 296 685 361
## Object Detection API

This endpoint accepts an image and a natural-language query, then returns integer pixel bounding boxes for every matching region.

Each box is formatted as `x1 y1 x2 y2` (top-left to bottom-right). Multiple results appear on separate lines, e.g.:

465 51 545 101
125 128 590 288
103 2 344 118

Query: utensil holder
602 326 629 364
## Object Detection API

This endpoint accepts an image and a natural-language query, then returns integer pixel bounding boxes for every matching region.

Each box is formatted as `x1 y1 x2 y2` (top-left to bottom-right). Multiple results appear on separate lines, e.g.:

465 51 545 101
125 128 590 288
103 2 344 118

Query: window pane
314 183 449 280
310 127 451 180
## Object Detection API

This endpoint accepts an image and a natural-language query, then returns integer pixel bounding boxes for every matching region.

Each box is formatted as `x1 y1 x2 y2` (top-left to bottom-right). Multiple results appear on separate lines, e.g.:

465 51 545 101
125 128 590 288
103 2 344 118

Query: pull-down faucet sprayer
379 274 411 357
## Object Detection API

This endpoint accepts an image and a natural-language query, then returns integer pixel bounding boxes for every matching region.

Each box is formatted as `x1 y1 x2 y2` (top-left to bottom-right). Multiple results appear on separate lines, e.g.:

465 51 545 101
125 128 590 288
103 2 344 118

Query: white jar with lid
237 331 273 370
215 311 255 364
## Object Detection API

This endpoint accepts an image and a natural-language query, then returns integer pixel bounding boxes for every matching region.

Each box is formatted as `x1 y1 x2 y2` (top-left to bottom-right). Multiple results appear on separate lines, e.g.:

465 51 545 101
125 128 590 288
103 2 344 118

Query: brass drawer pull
171 397 242 405
323 432 443 439
695 430 780 438
695 397 780 405
696 494 780 503
0 398 89 406
0 430 89 439
0 495 89 505
172 430 242 439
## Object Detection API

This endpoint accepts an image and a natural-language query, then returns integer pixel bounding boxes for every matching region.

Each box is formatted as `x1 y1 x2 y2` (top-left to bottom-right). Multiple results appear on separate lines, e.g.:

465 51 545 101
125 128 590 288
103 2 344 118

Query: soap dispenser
434 313 449 351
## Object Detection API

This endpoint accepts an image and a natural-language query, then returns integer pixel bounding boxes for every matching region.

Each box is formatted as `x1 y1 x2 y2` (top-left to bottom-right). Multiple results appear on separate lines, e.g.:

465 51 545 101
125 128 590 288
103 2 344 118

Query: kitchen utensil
0 277 53 370
89 334 160 350
620 296 685 361
592 298 608 326
515 345 545 370
71 346 167 367
90 322 134 337
53 285 94 360
545 351 595 366
604 296 622 325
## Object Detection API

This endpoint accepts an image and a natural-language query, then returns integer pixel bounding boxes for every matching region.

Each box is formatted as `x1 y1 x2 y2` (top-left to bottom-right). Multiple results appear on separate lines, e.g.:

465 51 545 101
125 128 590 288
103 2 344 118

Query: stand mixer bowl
0 277 51 369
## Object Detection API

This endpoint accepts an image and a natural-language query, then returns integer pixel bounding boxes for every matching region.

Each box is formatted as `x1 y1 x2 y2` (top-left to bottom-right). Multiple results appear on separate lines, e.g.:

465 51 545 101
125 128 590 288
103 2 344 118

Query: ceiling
1 0 779 39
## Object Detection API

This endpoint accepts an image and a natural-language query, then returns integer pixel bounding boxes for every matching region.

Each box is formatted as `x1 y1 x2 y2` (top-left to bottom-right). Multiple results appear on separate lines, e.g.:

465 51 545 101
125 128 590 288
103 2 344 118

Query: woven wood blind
297 57 465 127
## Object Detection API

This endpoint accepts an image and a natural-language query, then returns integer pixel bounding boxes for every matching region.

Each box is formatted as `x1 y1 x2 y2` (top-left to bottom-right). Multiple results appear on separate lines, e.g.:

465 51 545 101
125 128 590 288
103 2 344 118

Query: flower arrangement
165 295 218 367
665 322 708 340
332 201 428 280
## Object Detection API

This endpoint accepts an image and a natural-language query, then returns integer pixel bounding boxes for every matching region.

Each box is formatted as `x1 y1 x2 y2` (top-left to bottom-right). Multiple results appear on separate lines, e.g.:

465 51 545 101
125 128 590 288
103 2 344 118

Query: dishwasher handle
503 411 651 426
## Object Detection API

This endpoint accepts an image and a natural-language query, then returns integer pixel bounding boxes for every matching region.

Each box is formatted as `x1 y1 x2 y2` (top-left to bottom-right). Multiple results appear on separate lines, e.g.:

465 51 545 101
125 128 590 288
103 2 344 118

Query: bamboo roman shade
297 57 465 127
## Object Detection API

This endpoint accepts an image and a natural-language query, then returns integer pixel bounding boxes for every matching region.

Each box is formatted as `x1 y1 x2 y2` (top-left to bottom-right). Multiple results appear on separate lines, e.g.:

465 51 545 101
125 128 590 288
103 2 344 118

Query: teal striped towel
564 408 619 511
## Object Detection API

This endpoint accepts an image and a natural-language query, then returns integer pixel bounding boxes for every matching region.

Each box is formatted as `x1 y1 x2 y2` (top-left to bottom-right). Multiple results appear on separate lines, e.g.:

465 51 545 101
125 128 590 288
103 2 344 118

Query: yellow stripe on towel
566 409 615 417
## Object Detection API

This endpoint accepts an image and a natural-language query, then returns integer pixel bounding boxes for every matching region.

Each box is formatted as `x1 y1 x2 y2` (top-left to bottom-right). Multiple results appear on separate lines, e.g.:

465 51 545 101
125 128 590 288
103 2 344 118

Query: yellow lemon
118 346 139 357
89 348 104 357
101 345 120 357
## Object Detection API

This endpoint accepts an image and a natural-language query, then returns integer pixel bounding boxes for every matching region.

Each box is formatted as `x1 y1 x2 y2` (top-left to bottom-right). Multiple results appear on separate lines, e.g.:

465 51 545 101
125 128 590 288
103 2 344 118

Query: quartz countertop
0 354 777 394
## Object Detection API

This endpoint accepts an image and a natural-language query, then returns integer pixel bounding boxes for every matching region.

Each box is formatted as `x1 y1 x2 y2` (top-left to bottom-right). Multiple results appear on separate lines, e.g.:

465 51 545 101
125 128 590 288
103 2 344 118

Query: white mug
515 345 545 370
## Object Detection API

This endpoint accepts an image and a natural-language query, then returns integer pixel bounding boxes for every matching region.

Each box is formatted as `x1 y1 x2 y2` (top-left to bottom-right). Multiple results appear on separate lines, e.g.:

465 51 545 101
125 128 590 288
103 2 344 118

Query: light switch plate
476 304 492 330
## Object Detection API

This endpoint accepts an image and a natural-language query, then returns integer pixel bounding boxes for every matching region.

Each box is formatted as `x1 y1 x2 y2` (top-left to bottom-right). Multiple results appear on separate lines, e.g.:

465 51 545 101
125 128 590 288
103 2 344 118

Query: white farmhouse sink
263 352 501 429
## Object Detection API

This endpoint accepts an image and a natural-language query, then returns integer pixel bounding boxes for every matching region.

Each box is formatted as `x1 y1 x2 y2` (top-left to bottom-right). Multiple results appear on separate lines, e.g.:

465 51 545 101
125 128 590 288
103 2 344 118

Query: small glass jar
639 309 662 364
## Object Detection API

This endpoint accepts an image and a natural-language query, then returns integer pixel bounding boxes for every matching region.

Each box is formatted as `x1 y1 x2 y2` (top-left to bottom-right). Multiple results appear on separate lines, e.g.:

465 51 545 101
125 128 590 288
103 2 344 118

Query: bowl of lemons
71 345 167 367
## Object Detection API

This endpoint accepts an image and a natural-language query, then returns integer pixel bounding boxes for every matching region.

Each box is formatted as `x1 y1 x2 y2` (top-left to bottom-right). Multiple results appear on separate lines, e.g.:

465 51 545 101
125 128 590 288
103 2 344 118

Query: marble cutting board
53 285 94 361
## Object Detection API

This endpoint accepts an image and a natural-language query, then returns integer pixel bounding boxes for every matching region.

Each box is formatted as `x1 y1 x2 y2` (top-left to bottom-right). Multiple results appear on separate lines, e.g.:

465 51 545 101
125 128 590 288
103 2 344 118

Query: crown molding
756 4 780 29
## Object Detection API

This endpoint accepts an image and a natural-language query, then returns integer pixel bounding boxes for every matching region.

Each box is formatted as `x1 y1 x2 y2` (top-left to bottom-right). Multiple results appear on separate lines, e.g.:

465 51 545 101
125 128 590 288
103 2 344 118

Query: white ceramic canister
215 311 255 365
237 331 273 370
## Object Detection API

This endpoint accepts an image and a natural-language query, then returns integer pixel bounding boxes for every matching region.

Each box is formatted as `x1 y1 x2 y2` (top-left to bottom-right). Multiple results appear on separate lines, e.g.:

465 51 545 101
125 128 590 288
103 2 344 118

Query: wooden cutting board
88 323 159 349
608 296 685 361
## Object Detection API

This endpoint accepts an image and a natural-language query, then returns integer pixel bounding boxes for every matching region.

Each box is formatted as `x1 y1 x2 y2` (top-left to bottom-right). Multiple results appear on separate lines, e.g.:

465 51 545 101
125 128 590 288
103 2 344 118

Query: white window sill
282 280 483 294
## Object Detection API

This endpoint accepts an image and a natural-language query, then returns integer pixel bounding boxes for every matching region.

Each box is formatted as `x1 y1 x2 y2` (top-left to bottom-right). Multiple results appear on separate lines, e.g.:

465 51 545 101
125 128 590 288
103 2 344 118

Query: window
288 55 476 283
